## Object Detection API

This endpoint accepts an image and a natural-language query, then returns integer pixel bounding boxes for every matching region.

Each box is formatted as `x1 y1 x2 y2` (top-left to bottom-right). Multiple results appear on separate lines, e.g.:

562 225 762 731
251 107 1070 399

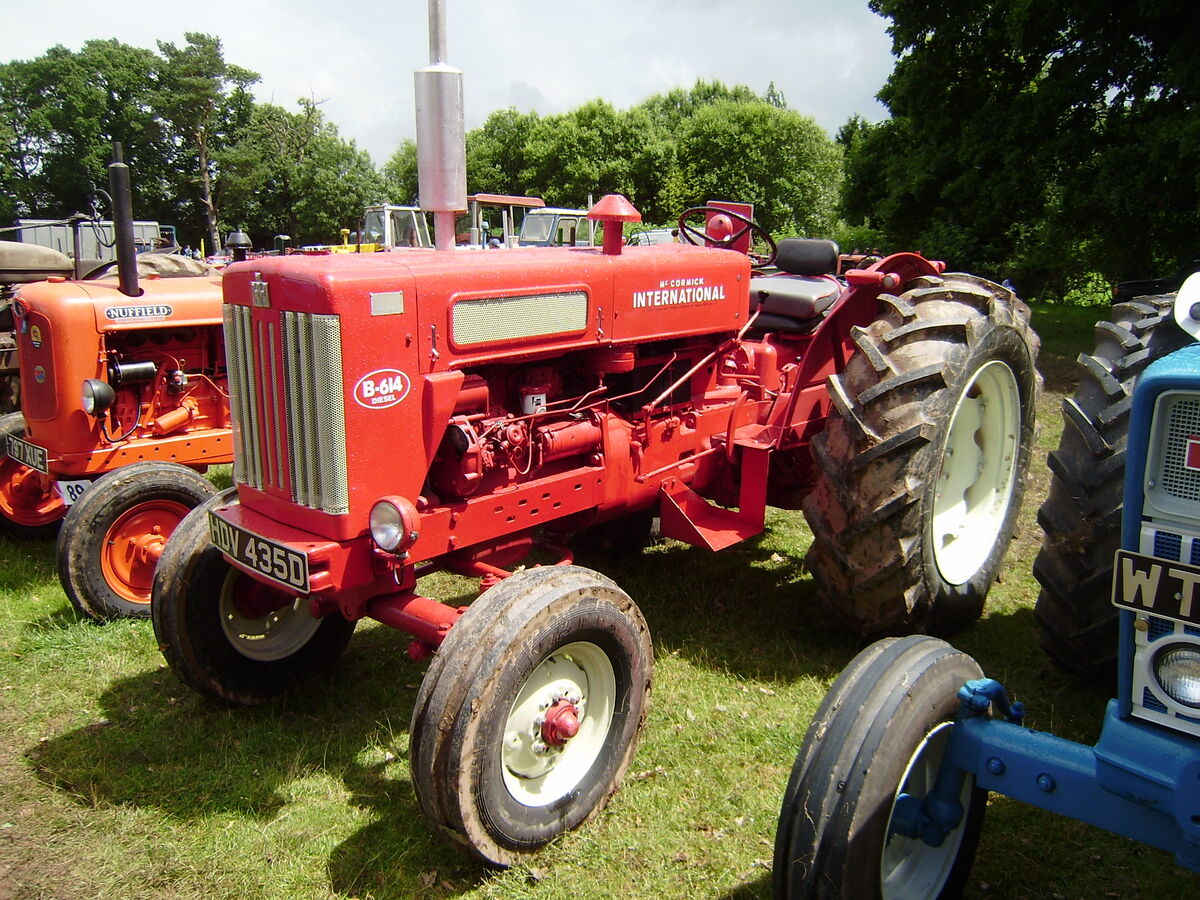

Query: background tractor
0 147 233 622
150 0 1040 866
774 272 1200 898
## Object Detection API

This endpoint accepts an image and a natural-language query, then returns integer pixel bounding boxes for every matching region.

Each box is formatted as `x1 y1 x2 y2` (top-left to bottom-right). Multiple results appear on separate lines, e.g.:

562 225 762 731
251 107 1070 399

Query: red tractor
0 150 232 621
150 5 1040 866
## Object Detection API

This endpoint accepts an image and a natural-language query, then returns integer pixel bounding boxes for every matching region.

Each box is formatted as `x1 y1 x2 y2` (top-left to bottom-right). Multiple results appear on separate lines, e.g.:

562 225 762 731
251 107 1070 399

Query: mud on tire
1034 295 1189 676
802 274 1040 636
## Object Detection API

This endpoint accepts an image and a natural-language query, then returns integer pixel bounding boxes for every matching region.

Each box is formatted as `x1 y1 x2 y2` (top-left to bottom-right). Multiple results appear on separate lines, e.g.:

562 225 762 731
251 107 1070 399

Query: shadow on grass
24 620 491 895
22 535 1108 900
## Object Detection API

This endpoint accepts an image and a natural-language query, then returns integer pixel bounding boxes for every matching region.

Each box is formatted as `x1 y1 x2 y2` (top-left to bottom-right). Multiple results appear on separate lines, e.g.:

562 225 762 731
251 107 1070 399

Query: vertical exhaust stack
415 0 467 252
108 142 141 297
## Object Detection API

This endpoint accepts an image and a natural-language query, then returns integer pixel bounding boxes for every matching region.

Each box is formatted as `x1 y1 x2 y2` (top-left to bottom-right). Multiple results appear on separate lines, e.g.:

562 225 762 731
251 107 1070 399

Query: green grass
2 302 1198 898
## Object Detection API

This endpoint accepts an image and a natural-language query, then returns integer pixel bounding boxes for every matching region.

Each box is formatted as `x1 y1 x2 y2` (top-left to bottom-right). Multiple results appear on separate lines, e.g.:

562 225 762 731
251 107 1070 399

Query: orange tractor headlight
82 378 116 417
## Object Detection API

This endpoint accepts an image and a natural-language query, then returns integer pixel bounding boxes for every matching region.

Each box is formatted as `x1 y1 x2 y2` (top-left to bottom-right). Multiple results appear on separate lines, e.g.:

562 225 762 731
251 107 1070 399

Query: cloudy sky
0 0 896 165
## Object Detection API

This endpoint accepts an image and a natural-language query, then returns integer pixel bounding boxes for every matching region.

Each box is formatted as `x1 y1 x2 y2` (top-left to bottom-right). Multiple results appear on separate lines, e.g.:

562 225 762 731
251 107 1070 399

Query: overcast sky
0 0 896 165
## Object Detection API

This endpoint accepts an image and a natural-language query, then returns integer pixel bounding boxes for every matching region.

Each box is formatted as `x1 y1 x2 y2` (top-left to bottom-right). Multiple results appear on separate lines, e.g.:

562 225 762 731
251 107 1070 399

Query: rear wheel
803 274 1040 635
57 461 215 621
774 635 986 899
410 565 653 865
151 490 355 705
1034 296 1189 676
0 412 64 538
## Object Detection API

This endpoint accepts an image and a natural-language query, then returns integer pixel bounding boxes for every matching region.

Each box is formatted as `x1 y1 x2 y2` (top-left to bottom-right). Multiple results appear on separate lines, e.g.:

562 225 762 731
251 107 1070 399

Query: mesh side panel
279 311 348 514
452 291 588 345
1160 398 1200 502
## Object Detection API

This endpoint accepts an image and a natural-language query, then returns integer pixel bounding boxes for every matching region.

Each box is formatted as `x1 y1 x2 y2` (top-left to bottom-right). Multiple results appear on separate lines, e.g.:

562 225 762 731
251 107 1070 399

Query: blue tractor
774 273 1200 898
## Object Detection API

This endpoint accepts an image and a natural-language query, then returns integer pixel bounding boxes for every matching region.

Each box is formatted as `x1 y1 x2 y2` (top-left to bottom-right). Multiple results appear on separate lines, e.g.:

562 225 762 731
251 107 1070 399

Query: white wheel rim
218 571 321 662
881 721 973 899
932 359 1021 585
501 641 616 807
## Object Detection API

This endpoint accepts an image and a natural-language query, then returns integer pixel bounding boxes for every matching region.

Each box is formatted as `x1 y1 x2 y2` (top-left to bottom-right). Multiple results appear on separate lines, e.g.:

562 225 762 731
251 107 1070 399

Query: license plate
56 479 92 506
1112 549 1200 626
6 434 48 474
208 511 310 594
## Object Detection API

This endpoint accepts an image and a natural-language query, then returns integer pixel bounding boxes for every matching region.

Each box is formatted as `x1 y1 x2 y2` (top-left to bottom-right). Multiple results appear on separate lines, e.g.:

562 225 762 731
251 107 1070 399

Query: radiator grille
222 304 349 514
1159 397 1200 502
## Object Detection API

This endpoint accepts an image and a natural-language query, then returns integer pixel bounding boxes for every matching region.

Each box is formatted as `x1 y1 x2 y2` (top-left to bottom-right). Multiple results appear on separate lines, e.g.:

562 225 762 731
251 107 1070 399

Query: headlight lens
1155 645 1200 708
370 500 405 552
82 378 115 417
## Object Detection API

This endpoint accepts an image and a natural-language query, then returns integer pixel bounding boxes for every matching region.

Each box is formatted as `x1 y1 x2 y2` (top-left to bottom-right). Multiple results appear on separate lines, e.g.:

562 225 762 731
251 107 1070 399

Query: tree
519 101 670 217
0 41 167 225
664 100 843 237
382 139 419 205
155 33 258 253
846 0 1200 292
218 100 385 247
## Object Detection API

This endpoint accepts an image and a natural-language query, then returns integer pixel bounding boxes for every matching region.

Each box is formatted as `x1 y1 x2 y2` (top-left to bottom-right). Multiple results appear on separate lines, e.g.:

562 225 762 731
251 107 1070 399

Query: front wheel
57 461 216 621
803 274 1040 635
151 490 355 705
774 635 986 899
409 565 653 866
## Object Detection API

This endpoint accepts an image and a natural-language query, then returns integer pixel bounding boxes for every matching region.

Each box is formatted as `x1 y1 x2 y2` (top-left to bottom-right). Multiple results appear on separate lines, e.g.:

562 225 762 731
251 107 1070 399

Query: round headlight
1154 644 1200 708
82 378 116 417
369 496 418 554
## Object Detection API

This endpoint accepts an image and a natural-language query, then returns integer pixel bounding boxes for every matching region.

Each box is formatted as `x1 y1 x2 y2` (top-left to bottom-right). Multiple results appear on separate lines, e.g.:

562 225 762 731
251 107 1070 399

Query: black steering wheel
676 205 777 268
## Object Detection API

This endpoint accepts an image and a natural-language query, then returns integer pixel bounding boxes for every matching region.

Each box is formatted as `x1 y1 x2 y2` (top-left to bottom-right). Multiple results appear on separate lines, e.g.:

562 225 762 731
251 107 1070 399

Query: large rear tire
409 565 653 866
57 461 216 622
803 274 1040 635
774 635 986 899
1034 295 1189 676
151 490 355 705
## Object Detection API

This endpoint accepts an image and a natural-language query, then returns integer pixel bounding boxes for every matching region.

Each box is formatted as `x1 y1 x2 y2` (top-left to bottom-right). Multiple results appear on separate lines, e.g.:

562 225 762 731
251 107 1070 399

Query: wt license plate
7 434 48 473
209 512 309 593
1112 549 1200 626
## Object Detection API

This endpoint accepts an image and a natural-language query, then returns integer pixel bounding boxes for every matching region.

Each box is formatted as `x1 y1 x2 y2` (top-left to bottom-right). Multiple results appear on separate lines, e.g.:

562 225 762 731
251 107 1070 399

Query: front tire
410 565 653 866
151 490 355 705
57 461 216 621
1034 296 1189 676
774 635 986 899
803 274 1040 635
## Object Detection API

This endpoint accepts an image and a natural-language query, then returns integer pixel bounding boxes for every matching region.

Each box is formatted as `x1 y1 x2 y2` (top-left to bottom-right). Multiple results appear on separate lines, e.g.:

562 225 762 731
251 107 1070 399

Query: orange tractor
0 149 232 620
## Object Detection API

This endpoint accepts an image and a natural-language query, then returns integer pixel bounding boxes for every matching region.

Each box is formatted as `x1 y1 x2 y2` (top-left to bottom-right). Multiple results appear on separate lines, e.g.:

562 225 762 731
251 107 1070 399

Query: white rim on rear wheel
218 571 322 662
932 359 1021 585
501 641 616 806
881 722 973 898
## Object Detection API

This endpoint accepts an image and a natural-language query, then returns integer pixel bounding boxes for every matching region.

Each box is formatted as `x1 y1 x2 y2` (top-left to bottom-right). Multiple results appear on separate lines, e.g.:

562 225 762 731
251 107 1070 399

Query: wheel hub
501 643 616 806
219 569 322 662
100 500 191 603
541 698 581 746
932 360 1021 585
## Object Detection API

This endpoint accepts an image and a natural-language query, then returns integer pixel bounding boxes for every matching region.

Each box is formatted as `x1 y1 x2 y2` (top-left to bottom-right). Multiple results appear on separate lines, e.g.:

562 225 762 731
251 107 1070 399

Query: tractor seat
748 273 841 329
746 237 842 332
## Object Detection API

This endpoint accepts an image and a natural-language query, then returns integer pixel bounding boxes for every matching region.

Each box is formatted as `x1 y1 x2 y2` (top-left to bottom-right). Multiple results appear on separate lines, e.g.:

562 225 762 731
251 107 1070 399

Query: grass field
2 302 1198 899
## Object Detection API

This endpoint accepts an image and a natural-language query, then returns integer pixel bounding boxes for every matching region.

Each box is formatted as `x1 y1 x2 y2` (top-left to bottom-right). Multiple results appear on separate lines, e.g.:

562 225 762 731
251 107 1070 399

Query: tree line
0 34 841 255
2 3 1195 297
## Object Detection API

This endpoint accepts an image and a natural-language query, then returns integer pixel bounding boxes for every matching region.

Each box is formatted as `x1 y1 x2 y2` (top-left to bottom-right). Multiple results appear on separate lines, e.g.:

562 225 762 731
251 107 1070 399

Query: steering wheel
676 206 777 268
